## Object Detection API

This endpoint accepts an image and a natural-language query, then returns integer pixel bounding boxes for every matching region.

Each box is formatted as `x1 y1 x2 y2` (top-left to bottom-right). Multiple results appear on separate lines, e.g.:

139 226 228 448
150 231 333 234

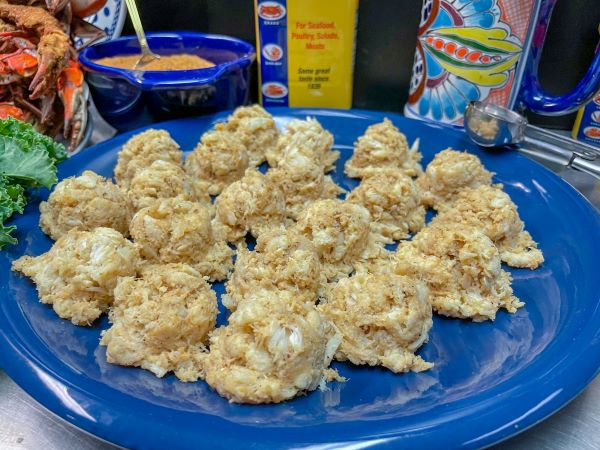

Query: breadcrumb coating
39 170 130 240
352 246 396 275
216 105 278 167
395 223 522 322
295 199 381 280
100 263 217 382
195 240 236 282
184 129 249 196
346 171 425 242
12 227 140 325
266 118 339 172
319 272 433 373
213 168 287 243
267 161 344 220
345 119 422 178
129 198 233 281
432 185 544 269
203 291 341 404
114 129 183 189
223 227 322 311
128 160 211 213
416 149 494 211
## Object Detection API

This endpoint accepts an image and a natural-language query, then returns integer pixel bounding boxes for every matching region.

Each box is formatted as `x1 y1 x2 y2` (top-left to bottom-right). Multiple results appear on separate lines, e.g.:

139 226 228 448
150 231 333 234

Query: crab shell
0 101 27 120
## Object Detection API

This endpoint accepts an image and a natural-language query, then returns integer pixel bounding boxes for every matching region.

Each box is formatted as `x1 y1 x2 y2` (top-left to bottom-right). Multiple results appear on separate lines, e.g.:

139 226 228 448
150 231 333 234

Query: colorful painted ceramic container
405 0 600 125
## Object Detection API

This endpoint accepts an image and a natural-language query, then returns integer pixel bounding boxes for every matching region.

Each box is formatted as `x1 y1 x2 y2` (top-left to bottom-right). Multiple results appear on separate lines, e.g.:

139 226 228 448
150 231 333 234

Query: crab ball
416 148 494 211
345 118 422 178
184 129 249 196
129 198 233 281
100 263 217 382
295 199 374 280
203 291 340 404
12 227 140 325
114 129 183 189
432 185 544 269
267 161 344 220
395 223 522 322
346 171 425 242
216 105 279 167
39 170 130 240
213 168 287 243
128 160 211 213
266 118 338 172
319 272 433 373
223 227 322 311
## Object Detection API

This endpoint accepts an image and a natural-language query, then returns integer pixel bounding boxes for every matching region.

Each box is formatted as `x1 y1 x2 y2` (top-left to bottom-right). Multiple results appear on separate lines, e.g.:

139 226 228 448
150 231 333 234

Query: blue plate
2 108 600 450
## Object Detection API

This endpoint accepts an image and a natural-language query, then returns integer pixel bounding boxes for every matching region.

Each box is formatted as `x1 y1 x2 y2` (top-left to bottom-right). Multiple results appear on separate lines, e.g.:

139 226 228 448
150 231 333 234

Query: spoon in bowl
123 0 160 69
464 101 600 180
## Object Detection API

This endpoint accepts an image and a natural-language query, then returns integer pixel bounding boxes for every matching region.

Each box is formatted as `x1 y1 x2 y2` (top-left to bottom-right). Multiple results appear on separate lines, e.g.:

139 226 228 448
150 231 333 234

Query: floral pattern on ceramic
407 0 530 124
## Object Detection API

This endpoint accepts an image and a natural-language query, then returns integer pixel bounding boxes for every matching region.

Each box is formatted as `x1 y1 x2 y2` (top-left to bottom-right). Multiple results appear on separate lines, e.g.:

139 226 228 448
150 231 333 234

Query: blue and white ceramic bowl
79 32 256 132
74 0 127 48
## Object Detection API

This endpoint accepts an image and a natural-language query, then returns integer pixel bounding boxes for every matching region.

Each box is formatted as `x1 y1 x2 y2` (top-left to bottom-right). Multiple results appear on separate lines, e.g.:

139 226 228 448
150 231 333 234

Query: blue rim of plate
1 108 600 449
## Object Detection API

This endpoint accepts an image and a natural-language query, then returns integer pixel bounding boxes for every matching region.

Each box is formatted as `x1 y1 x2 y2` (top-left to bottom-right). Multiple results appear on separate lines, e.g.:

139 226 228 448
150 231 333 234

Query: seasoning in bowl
93 53 215 71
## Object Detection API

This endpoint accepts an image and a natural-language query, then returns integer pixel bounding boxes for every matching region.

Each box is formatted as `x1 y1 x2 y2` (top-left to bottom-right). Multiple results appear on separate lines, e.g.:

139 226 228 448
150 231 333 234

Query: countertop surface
2 126 600 450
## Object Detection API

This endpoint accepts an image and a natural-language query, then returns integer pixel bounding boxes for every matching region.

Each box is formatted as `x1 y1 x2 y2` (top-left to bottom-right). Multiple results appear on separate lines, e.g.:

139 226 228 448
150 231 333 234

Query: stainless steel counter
2 137 600 450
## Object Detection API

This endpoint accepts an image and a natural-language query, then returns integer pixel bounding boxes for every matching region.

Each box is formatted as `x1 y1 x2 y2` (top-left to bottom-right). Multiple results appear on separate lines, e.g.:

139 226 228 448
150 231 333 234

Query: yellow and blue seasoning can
572 25 600 148
254 0 359 108
572 93 600 148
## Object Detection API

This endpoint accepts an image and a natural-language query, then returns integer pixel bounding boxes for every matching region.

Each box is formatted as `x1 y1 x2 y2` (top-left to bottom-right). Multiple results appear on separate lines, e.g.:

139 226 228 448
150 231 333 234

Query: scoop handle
520 0 600 115
522 125 600 180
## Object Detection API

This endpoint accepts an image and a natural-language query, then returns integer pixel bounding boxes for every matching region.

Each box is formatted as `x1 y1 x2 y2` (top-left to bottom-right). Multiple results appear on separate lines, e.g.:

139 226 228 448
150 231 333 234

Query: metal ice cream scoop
464 101 600 180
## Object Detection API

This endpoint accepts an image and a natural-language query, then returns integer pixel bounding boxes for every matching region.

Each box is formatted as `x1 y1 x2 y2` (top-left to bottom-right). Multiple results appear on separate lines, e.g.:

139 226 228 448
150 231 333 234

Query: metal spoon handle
124 0 150 54
525 125 600 157
523 125 600 180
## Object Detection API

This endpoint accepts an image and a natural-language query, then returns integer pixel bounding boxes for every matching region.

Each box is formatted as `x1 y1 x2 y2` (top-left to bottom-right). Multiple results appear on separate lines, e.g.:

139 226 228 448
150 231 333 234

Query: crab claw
57 59 86 150
45 0 70 14
0 3 70 99
40 92 55 124
30 48 67 99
